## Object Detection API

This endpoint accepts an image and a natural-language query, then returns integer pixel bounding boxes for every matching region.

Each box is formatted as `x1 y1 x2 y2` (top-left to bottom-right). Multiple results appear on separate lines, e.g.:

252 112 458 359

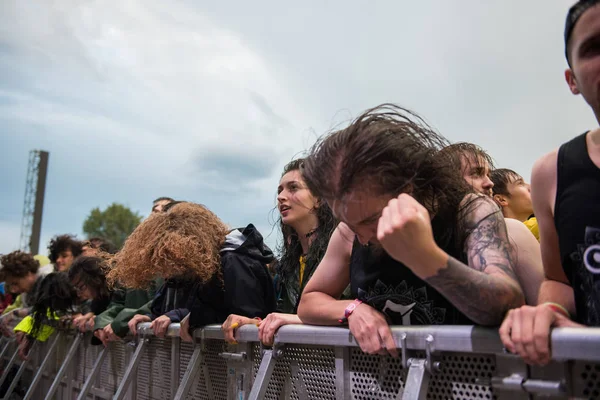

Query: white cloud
0 220 21 255
0 0 598 254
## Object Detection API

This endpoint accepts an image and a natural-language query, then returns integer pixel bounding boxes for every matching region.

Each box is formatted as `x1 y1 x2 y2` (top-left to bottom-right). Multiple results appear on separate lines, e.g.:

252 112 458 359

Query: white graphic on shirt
358 280 447 325
382 300 416 326
583 244 600 274
571 226 600 326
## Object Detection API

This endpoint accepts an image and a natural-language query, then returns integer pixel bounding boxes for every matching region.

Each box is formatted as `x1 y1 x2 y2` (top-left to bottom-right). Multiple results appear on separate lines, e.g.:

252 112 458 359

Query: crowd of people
0 0 598 375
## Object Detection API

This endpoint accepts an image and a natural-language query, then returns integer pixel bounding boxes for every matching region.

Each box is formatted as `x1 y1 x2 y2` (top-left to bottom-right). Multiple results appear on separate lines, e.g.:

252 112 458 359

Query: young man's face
6 272 37 294
55 249 74 272
566 5 600 121
460 154 494 197
504 175 533 217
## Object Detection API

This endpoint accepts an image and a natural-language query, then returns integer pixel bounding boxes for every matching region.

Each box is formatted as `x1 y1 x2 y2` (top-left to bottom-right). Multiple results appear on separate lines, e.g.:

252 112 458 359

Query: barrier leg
173 345 203 400
76 346 108 400
0 339 14 365
44 333 83 400
400 359 430 400
2 341 39 400
248 349 276 400
170 337 180 399
0 347 20 389
23 333 62 400
112 338 147 400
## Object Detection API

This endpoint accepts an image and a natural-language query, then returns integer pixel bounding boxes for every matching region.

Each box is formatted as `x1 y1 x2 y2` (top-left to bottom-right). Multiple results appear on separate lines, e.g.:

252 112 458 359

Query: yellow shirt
523 217 540 242
299 256 306 287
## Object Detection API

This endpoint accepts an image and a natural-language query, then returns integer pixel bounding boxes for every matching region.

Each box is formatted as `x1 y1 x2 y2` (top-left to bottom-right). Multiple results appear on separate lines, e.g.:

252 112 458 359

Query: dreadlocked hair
106 202 229 289
276 158 337 287
30 272 77 337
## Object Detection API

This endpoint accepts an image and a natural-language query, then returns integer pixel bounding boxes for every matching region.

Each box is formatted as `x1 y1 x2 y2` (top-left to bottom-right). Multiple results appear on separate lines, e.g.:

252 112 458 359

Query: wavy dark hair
48 234 83 264
439 142 495 180
0 251 39 280
490 168 521 198
276 158 337 287
68 256 110 299
85 237 117 255
302 104 473 251
30 272 77 337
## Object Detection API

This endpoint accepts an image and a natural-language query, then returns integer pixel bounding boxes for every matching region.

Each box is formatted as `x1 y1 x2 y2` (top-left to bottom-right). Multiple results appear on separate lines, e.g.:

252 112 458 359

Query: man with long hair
297 104 524 357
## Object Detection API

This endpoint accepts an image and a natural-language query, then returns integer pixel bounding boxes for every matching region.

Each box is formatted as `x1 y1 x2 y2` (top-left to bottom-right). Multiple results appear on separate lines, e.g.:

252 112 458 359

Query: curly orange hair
106 202 229 289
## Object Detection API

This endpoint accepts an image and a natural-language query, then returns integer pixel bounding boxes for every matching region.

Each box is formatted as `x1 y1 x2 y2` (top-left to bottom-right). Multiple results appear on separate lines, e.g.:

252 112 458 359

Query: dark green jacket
93 281 160 337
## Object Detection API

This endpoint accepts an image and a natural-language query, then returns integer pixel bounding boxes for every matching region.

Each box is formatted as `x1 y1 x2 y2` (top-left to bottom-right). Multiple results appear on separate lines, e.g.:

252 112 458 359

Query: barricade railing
1 323 599 400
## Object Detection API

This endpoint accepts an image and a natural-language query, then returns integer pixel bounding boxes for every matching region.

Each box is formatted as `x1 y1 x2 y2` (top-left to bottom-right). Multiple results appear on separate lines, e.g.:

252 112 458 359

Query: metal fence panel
1 324 599 400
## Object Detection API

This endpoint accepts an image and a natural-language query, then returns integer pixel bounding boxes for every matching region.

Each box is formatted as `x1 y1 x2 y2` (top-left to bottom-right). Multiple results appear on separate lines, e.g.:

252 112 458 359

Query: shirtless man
441 143 544 306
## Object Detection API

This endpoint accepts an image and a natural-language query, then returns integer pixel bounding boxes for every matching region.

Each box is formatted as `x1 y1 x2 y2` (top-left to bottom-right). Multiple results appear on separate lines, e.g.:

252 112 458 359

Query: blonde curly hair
106 202 229 289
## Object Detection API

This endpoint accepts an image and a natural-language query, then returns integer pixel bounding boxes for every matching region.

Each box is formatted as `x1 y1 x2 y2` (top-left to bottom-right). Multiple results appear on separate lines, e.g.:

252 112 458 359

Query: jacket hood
221 224 275 264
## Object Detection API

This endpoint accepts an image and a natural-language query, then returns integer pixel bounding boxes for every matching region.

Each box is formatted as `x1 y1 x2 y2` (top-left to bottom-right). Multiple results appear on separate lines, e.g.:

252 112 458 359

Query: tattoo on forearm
425 206 524 326
426 256 524 326
465 210 516 278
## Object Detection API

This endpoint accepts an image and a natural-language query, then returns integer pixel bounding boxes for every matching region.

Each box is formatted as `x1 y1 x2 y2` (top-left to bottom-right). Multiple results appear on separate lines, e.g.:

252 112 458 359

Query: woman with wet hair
106 202 276 340
222 158 338 346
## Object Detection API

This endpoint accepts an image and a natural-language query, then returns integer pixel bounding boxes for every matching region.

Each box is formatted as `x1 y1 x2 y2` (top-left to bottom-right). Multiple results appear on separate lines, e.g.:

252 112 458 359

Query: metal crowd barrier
0 323 599 400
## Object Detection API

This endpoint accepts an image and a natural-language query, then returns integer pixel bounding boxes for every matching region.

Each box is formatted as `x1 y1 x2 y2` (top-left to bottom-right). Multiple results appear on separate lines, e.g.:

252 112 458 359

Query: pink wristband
339 299 363 324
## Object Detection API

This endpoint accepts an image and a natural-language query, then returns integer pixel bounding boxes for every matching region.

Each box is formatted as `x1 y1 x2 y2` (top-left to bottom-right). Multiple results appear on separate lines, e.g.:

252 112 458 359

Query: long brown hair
276 158 337 285
106 202 229 289
302 103 471 251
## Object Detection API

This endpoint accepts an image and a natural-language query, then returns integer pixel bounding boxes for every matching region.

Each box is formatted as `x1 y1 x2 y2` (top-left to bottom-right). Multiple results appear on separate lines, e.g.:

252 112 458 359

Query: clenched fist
377 194 447 278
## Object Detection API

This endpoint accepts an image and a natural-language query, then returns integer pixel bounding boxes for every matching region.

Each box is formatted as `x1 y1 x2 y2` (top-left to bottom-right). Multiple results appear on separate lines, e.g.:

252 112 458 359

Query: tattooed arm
424 195 525 325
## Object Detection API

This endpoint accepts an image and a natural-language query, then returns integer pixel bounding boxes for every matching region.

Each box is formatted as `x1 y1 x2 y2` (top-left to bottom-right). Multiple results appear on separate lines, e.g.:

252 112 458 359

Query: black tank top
555 132 600 326
349 223 474 326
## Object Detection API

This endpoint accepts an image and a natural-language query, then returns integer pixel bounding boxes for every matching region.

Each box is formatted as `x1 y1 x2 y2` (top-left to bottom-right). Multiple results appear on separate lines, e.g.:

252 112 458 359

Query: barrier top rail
134 322 600 362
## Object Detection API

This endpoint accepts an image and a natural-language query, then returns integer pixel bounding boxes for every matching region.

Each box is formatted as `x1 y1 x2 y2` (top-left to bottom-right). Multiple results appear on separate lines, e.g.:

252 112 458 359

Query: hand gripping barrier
0 324 598 400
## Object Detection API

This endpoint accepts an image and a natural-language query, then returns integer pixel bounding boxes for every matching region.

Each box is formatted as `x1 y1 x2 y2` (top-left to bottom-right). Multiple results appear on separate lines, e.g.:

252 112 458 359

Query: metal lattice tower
19 150 49 254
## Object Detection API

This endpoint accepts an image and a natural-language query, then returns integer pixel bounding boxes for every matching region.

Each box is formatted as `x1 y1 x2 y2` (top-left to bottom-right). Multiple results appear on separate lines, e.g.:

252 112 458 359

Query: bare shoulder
336 222 356 244
531 150 558 206
460 193 503 227
320 222 354 262
302 222 353 297
504 218 536 241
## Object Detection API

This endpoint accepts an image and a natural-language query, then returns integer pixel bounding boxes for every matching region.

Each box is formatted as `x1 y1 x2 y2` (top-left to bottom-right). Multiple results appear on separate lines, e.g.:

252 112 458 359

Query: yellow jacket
13 311 58 342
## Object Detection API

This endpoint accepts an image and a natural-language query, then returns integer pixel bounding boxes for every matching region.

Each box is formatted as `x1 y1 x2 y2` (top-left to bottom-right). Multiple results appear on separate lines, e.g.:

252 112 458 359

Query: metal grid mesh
179 341 194 385
348 350 495 400
190 340 228 400
252 344 336 400
136 337 174 399
98 340 128 393
73 339 101 384
350 348 405 399
571 361 600 399
427 353 495 400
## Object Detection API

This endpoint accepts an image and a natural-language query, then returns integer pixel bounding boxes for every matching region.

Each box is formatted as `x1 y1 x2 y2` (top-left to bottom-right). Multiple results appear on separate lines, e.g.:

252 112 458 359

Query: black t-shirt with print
349 231 474 326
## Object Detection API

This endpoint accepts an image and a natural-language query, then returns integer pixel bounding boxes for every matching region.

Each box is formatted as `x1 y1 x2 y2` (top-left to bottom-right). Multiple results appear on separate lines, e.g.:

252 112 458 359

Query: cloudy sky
0 0 597 256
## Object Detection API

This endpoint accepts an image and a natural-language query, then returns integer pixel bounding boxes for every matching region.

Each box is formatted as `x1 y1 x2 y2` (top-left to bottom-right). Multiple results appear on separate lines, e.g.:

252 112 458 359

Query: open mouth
279 205 291 213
